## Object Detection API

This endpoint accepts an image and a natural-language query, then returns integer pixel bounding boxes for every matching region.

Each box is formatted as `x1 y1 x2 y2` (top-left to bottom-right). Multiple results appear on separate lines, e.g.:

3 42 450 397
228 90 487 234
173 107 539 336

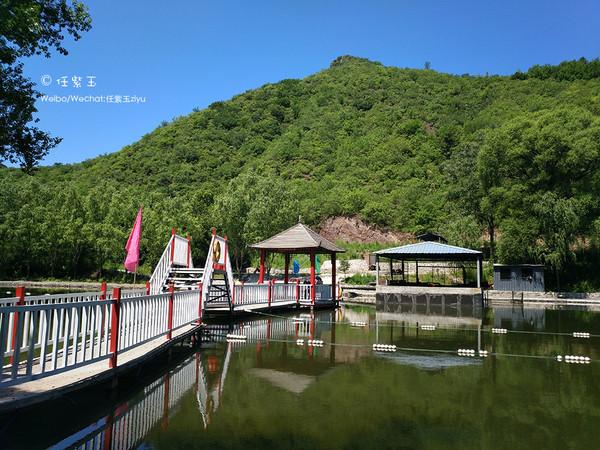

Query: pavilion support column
284 253 290 284
259 250 266 284
402 260 405 282
476 257 482 288
331 252 337 303
416 261 419 284
310 251 316 305
375 255 380 286
389 258 393 283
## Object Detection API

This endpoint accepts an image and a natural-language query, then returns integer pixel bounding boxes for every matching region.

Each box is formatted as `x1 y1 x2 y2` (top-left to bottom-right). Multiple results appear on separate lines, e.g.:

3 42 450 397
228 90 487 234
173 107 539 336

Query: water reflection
3 301 600 449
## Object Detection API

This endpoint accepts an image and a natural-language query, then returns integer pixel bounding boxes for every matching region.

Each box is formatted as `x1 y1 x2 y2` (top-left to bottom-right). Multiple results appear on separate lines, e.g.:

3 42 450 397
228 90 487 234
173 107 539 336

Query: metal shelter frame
374 242 484 288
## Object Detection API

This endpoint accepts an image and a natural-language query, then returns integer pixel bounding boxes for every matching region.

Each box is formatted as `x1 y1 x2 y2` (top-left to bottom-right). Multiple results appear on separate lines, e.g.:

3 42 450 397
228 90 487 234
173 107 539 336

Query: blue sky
21 0 600 165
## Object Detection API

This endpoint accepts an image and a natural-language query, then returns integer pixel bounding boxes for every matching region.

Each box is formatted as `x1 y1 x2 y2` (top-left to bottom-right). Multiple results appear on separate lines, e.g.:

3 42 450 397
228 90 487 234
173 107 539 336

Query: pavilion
250 223 345 304
374 242 484 288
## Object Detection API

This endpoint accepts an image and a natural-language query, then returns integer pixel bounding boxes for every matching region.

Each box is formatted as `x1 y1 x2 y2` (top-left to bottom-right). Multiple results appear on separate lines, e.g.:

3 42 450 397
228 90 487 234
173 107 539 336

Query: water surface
2 301 599 449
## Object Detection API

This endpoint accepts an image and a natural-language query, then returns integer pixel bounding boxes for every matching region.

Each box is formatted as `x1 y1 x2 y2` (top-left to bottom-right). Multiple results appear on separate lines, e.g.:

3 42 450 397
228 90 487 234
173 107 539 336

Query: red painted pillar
109 287 121 369
167 284 174 340
331 252 337 303
284 254 290 284
296 279 300 306
198 282 203 322
9 286 25 364
310 252 316 305
145 280 150 295
170 228 176 264
258 249 266 284
186 235 191 268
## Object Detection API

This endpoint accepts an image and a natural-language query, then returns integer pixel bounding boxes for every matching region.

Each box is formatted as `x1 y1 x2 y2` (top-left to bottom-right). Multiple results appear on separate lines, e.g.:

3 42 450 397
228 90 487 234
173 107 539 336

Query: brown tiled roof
250 223 345 253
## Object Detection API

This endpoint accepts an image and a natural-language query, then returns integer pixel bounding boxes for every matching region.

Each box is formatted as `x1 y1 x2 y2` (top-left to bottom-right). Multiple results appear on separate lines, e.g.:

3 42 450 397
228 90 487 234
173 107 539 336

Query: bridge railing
149 232 192 295
0 288 202 387
271 283 297 303
149 236 174 295
232 284 269 306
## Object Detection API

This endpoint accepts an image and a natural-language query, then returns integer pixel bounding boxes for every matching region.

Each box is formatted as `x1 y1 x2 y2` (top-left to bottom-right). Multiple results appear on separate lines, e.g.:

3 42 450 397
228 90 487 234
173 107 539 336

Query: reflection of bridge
47 311 334 448
48 351 213 449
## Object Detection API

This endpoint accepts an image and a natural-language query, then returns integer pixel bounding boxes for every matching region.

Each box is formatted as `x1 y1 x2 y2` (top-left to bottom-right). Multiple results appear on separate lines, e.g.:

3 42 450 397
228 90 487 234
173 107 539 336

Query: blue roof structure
375 242 482 260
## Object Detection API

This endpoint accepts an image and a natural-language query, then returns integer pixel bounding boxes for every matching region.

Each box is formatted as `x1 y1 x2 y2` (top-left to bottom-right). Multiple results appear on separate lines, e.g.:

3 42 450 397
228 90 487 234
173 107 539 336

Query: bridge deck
204 299 336 314
0 323 201 413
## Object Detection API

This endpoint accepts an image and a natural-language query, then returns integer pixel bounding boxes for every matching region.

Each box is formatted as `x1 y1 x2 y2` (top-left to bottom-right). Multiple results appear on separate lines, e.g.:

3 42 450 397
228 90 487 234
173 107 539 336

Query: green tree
213 171 298 273
0 0 91 171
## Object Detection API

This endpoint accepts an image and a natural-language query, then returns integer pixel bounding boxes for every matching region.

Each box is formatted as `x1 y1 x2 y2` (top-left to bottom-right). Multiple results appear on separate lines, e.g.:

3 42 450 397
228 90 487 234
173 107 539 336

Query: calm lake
1 301 599 449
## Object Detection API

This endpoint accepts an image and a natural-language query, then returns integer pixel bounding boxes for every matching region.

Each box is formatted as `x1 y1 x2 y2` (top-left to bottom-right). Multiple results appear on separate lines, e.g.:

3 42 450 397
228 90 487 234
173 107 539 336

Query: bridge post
167 284 174 340
100 281 107 300
296 279 300 307
109 288 121 369
145 280 150 295
9 286 25 364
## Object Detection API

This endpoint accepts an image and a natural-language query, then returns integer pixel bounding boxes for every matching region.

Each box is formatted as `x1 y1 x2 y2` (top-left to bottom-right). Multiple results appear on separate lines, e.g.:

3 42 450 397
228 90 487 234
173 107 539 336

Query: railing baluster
11 311 25 380
72 306 80 365
39 309 50 374
0 312 9 376
26 309 40 377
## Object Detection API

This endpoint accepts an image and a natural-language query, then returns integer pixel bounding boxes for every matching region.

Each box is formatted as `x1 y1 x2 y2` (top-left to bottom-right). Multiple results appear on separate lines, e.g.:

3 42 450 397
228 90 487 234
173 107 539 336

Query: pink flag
124 207 143 272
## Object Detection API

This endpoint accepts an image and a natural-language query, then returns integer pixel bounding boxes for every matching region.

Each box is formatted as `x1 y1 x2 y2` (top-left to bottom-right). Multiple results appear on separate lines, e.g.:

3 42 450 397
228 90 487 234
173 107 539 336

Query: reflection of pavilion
374 296 485 370
376 291 483 327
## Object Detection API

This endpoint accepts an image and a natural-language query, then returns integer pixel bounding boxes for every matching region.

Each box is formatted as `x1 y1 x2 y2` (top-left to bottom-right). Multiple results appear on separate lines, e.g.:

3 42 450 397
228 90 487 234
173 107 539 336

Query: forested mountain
2 56 600 289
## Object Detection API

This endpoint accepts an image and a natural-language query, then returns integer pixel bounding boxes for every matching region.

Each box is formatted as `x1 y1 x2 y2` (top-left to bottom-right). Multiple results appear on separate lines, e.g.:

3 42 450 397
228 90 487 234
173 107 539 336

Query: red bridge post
109 287 121 368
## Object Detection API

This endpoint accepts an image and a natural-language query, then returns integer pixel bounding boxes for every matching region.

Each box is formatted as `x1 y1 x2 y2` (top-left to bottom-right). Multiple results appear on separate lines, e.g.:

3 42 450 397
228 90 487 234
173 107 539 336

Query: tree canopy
0 0 91 171
1 56 600 289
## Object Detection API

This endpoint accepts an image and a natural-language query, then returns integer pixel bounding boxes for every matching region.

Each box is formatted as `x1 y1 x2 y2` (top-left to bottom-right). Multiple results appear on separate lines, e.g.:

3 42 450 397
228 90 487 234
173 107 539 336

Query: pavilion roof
375 242 482 261
250 223 345 253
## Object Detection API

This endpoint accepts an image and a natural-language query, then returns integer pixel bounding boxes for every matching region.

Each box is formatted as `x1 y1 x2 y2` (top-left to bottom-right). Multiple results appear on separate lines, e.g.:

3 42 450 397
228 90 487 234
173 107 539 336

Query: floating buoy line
226 333 247 341
241 309 600 340
212 333 596 364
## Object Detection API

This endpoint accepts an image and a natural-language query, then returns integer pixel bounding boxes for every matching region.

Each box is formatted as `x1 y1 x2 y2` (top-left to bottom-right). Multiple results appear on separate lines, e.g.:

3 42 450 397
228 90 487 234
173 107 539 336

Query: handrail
149 235 173 295
149 233 194 295
0 288 201 386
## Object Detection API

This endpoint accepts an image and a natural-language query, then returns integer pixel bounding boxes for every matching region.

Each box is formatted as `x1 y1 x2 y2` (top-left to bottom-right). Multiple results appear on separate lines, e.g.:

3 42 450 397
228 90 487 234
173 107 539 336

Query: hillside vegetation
2 56 600 289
